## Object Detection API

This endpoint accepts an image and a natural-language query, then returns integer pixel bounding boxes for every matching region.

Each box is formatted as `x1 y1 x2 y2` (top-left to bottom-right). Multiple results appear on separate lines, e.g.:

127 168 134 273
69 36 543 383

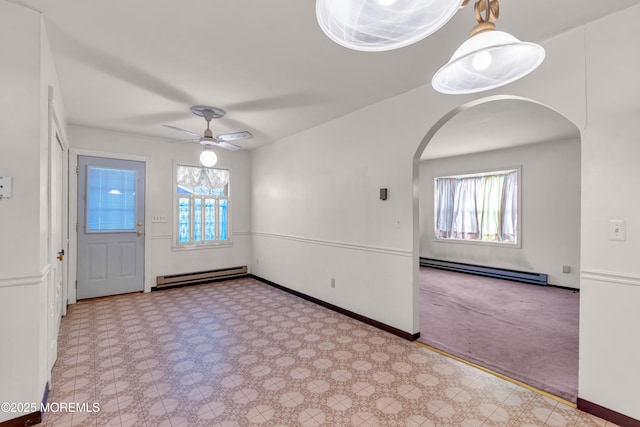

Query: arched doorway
412 95 581 403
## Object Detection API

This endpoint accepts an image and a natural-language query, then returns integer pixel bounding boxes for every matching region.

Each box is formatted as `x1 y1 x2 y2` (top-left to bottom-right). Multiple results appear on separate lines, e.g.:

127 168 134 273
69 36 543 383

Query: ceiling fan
163 105 253 151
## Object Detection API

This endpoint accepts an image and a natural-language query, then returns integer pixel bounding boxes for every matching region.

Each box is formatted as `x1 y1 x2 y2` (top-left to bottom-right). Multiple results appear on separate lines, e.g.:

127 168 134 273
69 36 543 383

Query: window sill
432 238 521 249
172 241 233 251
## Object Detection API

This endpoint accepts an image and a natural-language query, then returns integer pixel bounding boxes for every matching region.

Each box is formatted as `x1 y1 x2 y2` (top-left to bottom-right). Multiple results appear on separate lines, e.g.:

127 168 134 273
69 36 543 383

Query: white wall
251 4 640 421
419 138 581 288
577 5 640 417
0 2 66 422
251 91 427 334
68 125 252 295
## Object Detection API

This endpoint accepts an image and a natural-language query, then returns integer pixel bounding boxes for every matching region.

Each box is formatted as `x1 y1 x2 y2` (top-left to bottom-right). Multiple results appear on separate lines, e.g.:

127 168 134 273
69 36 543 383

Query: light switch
0 176 12 198
151 214 168 223
608 219 626 241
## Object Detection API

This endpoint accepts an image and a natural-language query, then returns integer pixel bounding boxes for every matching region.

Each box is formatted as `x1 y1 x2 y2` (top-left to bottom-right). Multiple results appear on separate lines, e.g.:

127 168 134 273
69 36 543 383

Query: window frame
172 161 233 251
432 166 522 248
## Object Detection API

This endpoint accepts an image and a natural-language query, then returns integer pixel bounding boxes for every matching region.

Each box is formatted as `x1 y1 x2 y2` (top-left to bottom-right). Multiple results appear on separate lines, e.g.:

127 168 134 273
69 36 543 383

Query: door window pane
87 167 136 231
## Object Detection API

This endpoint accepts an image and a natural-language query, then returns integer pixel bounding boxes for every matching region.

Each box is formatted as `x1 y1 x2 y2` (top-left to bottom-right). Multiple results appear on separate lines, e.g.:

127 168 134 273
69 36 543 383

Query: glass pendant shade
199 148 218 167
316 0 462 52
432 30 545 94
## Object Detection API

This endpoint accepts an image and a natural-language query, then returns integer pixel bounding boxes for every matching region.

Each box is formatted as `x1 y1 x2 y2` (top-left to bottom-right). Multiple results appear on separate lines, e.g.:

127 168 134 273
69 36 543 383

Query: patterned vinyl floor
42 277 617 426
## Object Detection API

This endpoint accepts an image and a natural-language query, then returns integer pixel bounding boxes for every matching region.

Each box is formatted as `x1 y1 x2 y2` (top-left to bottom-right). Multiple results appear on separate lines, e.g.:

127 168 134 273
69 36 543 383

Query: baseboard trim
152 274 249 291
249 274 419 342
0 384 48 427
420 257 548 285
0 412 40 427
577 398 640 427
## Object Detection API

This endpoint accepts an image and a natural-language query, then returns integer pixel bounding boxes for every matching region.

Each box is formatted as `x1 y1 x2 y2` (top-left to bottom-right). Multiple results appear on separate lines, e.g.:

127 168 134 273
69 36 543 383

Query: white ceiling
11 0 638 154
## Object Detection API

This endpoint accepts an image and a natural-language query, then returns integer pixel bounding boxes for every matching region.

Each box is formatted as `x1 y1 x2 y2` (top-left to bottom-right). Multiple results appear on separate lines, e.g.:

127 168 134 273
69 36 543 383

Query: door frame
68 149 151 304
47 87 69 380
48 88 69 311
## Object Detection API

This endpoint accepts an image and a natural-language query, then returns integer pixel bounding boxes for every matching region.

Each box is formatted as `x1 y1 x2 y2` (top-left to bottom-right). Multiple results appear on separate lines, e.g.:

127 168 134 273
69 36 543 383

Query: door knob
57 251 64 261
137 231 143 237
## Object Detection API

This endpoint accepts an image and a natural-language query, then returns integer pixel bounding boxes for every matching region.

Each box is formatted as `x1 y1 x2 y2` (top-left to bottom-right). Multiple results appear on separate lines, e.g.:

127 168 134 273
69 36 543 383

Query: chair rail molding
581 269 640 288
252 231 412 257
0 265 51 289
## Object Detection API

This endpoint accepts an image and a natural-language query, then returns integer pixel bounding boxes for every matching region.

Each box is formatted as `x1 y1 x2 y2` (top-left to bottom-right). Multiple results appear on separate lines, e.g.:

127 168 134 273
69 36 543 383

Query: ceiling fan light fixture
315 0 462 52
199 147 218 167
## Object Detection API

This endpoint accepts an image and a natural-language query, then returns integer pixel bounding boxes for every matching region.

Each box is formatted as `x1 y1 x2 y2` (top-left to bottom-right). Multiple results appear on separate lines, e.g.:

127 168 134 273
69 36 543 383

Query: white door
48 131 66 372
77 156 145 299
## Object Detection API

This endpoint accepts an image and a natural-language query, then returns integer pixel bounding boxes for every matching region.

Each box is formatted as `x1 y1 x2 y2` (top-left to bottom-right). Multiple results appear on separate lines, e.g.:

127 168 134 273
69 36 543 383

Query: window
434 169 518 244
175 165 230 246
87 166 136 231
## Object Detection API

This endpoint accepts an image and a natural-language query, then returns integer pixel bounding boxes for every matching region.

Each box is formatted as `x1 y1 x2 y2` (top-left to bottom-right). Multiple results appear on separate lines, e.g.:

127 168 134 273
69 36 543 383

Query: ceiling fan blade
216 131 253 142
216 141 242 151
168 138 200 144
163 124 201 137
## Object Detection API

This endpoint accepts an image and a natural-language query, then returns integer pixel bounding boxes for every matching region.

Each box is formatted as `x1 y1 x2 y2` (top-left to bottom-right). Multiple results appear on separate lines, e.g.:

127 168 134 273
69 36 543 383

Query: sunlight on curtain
452 178 479 239
501 171 518 241
435 170 517 243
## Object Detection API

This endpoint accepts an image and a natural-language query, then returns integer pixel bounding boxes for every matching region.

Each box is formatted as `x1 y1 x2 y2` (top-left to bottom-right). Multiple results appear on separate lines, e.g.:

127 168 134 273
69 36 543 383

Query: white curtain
435 170 517 243
500 171 518 241
452 177 480 239
177 165 229 195
435 178 456 238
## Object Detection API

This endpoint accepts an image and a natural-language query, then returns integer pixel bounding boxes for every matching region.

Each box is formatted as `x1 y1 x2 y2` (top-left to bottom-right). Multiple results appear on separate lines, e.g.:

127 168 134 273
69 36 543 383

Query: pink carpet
418 267 579 402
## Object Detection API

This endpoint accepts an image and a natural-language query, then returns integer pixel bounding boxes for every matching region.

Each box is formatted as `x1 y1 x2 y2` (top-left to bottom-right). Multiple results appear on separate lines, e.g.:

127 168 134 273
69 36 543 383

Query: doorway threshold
413 341 576 408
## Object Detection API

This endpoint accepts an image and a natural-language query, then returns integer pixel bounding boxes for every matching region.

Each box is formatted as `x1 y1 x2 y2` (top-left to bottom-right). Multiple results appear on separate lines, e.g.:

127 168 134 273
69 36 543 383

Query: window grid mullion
190 196 194 243
201 196 206 243
215 198 219 241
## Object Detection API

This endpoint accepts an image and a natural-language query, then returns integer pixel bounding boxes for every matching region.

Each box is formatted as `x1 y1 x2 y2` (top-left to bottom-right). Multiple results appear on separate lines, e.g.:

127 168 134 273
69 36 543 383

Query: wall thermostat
0 176 12 199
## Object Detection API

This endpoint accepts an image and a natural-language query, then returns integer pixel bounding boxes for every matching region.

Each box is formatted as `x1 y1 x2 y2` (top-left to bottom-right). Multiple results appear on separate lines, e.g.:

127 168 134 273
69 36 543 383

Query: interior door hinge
76 223 78 232
76 165 79 175
75 280 77 289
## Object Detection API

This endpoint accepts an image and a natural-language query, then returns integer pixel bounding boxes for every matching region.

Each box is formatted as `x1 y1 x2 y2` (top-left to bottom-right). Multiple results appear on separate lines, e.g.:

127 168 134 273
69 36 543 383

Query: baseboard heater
155 265 247 289
420 258 548 285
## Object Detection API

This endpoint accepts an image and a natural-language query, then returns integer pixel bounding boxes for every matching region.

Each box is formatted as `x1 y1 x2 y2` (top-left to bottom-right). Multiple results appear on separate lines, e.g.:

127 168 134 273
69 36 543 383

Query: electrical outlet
331 278 335 288
151 214 168 223
562 265 571 274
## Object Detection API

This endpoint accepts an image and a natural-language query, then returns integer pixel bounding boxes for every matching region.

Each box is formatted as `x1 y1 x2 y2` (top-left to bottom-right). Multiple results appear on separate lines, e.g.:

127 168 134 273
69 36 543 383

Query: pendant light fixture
432 0 545 94
316 0 463 52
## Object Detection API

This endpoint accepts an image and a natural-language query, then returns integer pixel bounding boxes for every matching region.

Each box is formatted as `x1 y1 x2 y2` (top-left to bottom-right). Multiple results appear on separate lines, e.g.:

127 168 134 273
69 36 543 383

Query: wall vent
155 266 247 289
420 258 548 285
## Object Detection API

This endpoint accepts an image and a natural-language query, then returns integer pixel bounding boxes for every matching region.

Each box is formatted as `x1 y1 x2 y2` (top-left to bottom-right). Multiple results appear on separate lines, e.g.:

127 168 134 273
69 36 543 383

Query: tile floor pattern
43 278 618 427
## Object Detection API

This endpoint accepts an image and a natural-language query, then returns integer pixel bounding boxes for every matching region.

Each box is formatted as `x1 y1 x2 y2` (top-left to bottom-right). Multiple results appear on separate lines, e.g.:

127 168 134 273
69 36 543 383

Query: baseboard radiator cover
420 258 548 285
155 265 248 289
